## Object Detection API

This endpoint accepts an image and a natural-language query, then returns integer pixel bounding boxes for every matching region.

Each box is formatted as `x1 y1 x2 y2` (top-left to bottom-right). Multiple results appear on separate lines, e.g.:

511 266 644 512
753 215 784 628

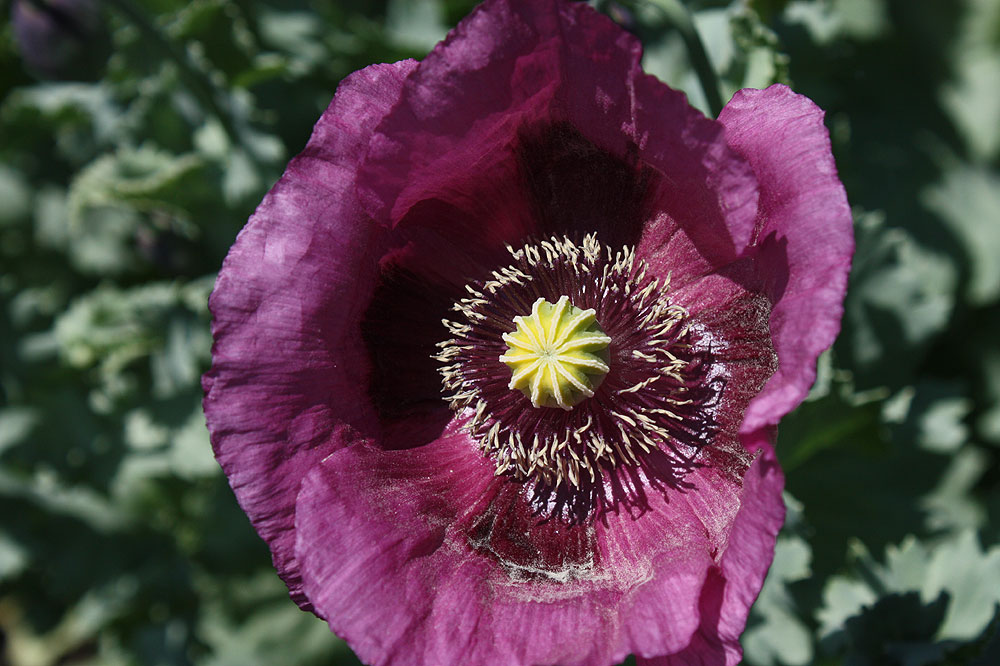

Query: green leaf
922 165 1000 306
636 2 788 116
0 407 39 456
817 575 878 645
887 381 972 455
920 447 989 533
2 82 125 159
743 534 815 666
0 530 28 582
65 147 204 275
925 532 1000 640
840 211 958 389
53 278 212 407
386 0 448 51
197 573 350 666
0 164 32 227
257 8 326 67
780 375 949 581
830 0 890 40
818 532 1000 662
940 0 1000 161
978 349 1000 446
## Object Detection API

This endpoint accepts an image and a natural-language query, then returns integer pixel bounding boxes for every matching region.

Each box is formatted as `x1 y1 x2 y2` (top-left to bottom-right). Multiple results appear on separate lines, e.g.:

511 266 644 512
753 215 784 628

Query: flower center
436 234 726 518
499 296 610 410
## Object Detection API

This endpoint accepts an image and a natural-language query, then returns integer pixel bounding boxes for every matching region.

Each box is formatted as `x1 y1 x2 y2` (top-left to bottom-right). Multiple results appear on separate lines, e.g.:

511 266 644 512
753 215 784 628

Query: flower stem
644 0 725 117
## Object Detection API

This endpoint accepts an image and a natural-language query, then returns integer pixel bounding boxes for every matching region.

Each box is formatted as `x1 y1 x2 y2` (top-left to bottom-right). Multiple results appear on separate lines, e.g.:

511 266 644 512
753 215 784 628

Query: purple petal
359 0 758 270
638 430 785 665
672 266 777 471
293 420 776 665
718 85 854 431
205 2 840 662
202 60 417 608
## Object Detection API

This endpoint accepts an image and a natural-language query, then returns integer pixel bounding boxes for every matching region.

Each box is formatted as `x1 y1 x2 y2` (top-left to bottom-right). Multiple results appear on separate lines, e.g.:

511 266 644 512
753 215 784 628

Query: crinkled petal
358 0 758 280
207 5 831 665
638 429 785 666
293 421 776 666
672 263 777 428
201 60 417 608
718 85 853 431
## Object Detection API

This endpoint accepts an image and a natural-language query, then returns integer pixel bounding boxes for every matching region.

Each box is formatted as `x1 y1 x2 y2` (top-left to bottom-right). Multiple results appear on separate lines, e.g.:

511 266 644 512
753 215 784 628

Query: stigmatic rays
500 295 611 410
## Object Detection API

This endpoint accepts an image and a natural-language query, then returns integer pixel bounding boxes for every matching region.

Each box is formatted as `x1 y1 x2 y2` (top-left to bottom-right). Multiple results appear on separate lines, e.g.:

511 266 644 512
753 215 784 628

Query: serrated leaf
818 575 878 642
888 381 972 455
920 448 989 533
842 591 950 666
781 376 949 581
65 147 205 275
53 280 212 408
925 532 1000 640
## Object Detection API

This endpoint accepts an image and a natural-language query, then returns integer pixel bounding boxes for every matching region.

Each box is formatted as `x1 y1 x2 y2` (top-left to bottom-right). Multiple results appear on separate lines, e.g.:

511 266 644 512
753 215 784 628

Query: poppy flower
202 0 853 664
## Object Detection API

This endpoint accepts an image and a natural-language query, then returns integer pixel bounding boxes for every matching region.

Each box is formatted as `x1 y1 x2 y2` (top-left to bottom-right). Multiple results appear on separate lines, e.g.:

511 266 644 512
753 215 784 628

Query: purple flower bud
11 0 110 81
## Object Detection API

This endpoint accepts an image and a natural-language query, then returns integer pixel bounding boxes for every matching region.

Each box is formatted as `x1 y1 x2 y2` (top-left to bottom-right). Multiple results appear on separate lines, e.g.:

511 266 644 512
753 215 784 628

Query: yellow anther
499 296 611 410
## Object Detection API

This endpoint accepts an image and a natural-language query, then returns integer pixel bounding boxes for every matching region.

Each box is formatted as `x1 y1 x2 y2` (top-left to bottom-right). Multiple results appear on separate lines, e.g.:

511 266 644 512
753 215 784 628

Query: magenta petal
201 60 417 608
293 422 776 666
718 85 854 431
359 0 757 264
638 429 785 666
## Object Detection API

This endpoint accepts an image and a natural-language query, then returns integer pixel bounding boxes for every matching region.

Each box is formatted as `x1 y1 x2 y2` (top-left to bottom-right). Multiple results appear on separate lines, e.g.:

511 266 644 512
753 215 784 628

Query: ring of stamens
436 234 718 504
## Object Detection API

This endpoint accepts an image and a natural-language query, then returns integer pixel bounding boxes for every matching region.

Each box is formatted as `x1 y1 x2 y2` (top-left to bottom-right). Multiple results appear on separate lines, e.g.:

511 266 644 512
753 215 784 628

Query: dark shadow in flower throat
361 120 777 536
466 478 601 583
360 256 457 450
516 122 653 249
361 122 656 452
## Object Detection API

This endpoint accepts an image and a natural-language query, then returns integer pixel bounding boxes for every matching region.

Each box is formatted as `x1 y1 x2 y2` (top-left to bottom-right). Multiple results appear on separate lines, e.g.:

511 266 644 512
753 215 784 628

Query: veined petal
202 59 417 610
638 429 785 665
293 423 769 666
358 0 758 288
718 85 854 431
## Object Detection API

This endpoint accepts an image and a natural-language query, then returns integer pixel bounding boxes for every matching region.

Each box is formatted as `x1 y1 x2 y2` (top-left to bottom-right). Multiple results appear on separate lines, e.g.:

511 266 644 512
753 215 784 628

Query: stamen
436 234 719 513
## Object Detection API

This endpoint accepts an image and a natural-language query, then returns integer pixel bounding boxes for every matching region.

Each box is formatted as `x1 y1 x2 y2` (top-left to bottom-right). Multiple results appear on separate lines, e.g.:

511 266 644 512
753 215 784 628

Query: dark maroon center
437 234 736 522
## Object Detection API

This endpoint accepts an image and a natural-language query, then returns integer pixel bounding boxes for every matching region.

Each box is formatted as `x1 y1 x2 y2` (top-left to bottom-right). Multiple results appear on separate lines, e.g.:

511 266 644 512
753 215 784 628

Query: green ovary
499 296 611 410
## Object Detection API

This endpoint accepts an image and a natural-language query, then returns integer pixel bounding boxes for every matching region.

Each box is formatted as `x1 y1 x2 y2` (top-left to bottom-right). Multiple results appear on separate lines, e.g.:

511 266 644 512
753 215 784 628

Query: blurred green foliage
1 0 998 664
